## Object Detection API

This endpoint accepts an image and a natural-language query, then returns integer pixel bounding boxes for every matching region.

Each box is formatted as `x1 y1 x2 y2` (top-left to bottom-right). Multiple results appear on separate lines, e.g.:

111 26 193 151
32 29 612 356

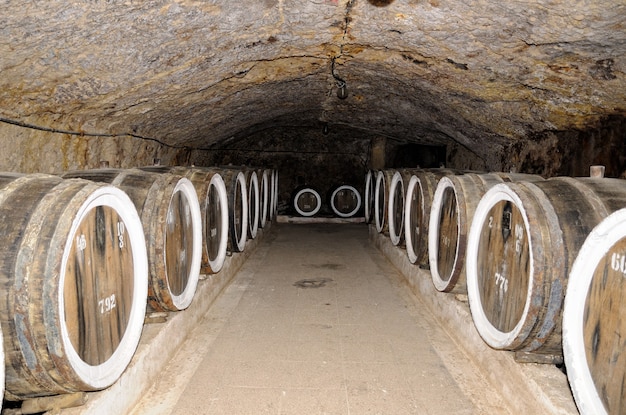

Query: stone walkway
129 223 510 414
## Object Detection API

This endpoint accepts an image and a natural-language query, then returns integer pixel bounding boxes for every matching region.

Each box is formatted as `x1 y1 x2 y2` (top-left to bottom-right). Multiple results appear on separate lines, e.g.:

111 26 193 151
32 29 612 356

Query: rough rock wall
508 115 626 178
0 122 189 174
0 1 624 178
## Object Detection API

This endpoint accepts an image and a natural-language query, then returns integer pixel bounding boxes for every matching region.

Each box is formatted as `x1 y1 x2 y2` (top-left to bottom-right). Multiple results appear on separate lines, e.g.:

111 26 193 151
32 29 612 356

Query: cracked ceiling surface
0 0 624 167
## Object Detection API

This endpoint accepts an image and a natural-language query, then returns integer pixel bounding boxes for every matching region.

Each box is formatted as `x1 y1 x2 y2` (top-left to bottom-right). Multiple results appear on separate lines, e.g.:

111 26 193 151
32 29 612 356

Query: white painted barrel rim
388 172 404 245
274 170 279 218
466 183 534 348
429 176 460 291
364 171 373 223
259 170 269 228
168 177 202 309
234 171 249 252
270 170 278 219
563 209 626 415
59 185 148 389
293 187 322 217
206 173 229 273
330 184 362 218
374 171 386 233
248 171 259 239
404 175 419 264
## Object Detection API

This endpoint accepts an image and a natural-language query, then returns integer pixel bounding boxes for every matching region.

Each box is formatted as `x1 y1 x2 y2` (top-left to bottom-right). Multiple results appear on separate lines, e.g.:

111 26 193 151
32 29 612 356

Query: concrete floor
127 223 522 415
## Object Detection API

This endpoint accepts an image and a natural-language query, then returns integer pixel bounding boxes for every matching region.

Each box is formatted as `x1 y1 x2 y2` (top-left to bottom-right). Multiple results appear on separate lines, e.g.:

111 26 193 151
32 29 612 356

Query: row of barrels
366 167 626 415
291 185 362 218
0 166 278 407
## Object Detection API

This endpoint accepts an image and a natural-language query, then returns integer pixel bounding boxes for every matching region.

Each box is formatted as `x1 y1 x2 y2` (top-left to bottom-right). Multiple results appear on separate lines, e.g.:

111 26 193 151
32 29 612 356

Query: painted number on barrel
76 234 87 251
117 221 125 249
99 294 117 314
210 228 217 237
514 223 524 254
494 272 508 297
611 252 626 274
442 235 451 247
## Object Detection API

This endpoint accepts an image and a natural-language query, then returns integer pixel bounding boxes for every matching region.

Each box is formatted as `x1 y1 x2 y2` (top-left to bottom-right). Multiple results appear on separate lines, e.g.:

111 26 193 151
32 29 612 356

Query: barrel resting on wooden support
4 392 88 415
514 351 564 365
144 311 169 324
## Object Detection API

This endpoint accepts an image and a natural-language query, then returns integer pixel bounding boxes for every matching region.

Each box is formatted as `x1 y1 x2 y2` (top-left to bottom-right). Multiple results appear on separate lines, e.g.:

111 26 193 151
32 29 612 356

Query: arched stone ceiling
0 0 624 167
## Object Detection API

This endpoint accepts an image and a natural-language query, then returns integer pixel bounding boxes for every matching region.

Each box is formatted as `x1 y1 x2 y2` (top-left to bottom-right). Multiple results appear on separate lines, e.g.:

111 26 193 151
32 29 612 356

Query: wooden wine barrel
563 208 626 415
292 186 322 217
364 170 375 224
429 172 543 293
387 171 405 245
219 168 248 253
258 169 270 229
271 169 279 220
247 170 260 240
63 168 202 312
0 173 148 398
466 177 626 356
268 169 277 221
135 166 229 275
329 184 362 218
374 170 395 234
403 170 440 265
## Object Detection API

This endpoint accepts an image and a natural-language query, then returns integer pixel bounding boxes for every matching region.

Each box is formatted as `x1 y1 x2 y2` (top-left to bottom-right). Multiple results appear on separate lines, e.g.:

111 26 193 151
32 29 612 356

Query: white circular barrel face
330 185 361 218
388 172 404 245
61 186 147 389
430 179 460 290
247 171 259 239
364 171 374 223
294 188 321 217
164 178 201 310
374 171 386 233
467 183 535 350
205 174 228 274
404 175 421 264
259 170 269 228
476 199 531 333
64 205 135 366
565 209 626 415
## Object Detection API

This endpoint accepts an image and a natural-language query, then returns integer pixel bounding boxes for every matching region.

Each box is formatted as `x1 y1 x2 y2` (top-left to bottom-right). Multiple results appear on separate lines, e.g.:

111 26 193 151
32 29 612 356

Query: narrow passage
130 223 510 414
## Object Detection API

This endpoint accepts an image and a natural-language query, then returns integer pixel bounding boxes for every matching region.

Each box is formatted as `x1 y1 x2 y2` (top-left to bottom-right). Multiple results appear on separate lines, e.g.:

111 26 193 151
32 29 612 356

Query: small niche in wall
392 143 446 168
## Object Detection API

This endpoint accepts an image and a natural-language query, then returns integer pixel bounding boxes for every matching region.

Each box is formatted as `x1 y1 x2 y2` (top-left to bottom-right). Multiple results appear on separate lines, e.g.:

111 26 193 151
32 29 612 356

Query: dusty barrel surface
428 172 543 293
246 170 260 239
387 171 406 245
329 184 362 218
219 168 248 253
564 208 626 415
64 168 202 312
467 177 626 356
292 186 322 217
0 173 148 399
